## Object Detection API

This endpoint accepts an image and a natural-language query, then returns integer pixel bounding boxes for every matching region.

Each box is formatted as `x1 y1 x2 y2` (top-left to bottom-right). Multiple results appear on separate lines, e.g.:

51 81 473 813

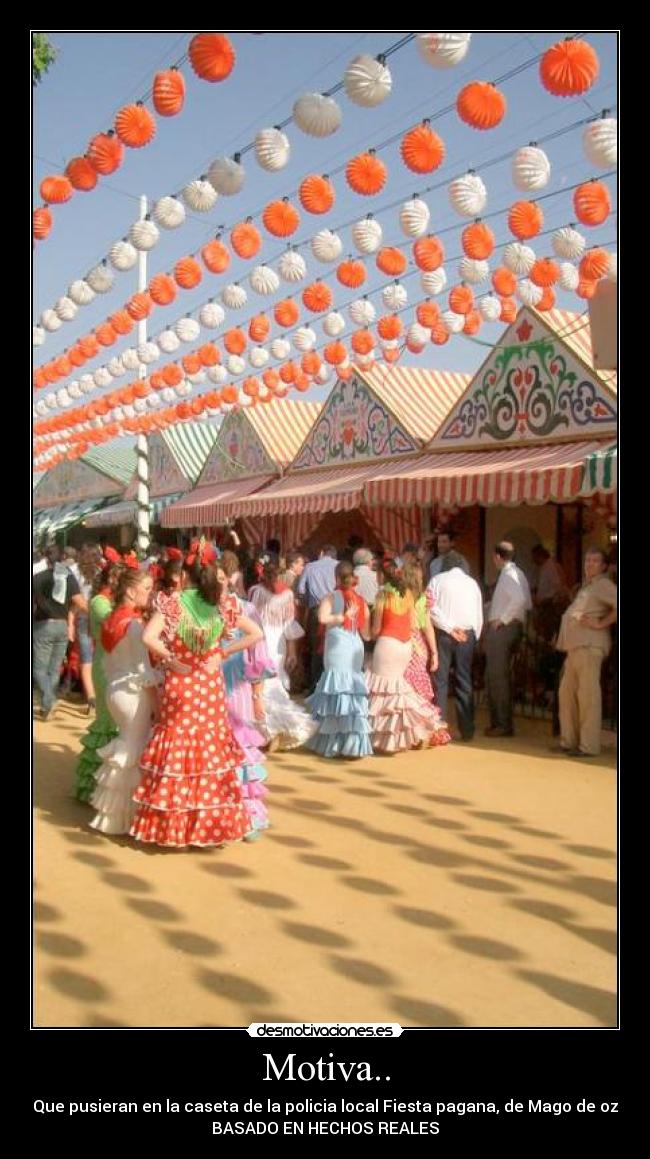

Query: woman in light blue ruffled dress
306 561 372 759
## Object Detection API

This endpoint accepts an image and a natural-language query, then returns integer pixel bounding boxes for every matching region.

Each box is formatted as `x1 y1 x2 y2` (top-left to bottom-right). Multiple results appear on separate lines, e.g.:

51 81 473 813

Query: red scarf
272 581 289 596
101 604 142 653
338 586 367 632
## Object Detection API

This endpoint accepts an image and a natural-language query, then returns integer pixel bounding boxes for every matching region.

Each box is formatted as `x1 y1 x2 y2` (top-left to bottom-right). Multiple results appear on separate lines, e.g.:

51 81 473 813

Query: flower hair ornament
185 536 218 568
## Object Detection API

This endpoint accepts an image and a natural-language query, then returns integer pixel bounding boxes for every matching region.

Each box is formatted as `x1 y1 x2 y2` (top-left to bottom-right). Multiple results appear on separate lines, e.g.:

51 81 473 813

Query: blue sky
33 31 617 421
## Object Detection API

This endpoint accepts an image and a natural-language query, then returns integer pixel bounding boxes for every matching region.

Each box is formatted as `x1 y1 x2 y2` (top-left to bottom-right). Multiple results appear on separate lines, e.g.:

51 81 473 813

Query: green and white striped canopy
581 443 617 495
81 492 184 529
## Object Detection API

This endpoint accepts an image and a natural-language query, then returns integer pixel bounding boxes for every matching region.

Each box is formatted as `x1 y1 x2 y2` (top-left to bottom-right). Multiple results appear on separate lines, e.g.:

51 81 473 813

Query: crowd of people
32 527 617 851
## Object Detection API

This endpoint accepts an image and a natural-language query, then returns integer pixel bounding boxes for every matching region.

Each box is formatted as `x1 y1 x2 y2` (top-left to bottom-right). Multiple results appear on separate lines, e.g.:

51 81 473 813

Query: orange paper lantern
88 132 124 175
463 310 482 335
162 363 183 387
377 315 403 340
449 285 474 315
457 81 506 130
579 248 611 281
576 278 598 300
376 247 407 277
201 238 231 274
530 258 560 287
126 292 153 320
346 151 387 196
416 301 440 329
262 199 300 238
299 174 335 215
351 330 375 355
337 259 367 288
400 123 446 174
508 200 544 240
461 221 495 260
115 103 156 148
109 309 134 336
301 352 322 376
324 342 347 366
230 222 262 260
536 286 556 311
33 207 52 240
153 68 186 116
175 257 203 290
280 361 298 384
302 282 333 313
224 328 247 355
274 299 299 327
573 181 611 227
182 353 202 376
149 273 177 306
500 297 517 322
540 39 599 97
65 156 98 192
222 384 238 404
413 236 444 271
198 343 220 367
431 323 450 346
492 267 517 297
249 315 270 343
40 175 73 204
95 322 117 347
189 33 236 82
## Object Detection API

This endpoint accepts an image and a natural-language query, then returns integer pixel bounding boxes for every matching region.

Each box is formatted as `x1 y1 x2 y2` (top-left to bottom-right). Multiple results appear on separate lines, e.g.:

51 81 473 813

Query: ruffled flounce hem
307 732 374 759
89 761 141 835
306 690 369 719
262 687 319 750
310 714 371 736
139 724 246 781
130 802 251 848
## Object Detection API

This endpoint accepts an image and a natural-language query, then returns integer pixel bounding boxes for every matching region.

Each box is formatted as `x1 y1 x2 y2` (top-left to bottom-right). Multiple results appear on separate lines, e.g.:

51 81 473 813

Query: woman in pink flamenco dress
403 562 451 746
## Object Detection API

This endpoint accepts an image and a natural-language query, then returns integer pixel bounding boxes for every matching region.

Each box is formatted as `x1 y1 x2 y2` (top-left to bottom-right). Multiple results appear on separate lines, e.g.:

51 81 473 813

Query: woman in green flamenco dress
73 562 121 802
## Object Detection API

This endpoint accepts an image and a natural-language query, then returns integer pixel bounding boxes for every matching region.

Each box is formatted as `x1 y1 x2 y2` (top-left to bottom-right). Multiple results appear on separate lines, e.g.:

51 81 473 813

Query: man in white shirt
427 559 484 742
353 548 379 608
484 541 532 737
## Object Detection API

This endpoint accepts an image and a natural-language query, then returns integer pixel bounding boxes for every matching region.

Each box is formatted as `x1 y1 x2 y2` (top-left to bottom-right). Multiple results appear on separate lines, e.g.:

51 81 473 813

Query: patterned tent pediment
197 409 277 486
431 307 617 451
291 374 418 471
124 434 192 500
33 458 123 509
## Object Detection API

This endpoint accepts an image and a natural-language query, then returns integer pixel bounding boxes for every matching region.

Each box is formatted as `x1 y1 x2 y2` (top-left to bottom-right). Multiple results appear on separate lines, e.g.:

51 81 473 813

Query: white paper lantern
54 296 77 322
278 250 307 282
606 252 617 281
109 240 138 271
187 370 206 384
156 330 179 355
250 345 270 367
68 382 83 400
161 388 176 405
583 118 617 169
80 374 95 394
137 341 160 364
322 311 346 338
551 226 586 261
129 219 160 252
227 355 246 376
271 337 291 359
459 257 490 284
199 301 226 329
440 310 465 334
292 326 317 352
86 263 114 293
175 317 201 343
421 268 448 296
382 283 408 311
399 197 430 238
107 356 125 377
175 381 193 399
208 365 228 385
153 196 186 229
35 399 49 416
517 279 543 306
255 127 290 171
512 146 551 192
503 242 536 276
134 398 149 415
558 262 580 292
356 354 376 370
315 363 332 385
349 298 376 326
183 178 219 212
449 173 487 217
352 216 383 254
93 367 112 388
208 155 245 195
417 32 471 68
344 54 392 107
122 348 141 371
146 393 160 409
250 265 280 296
41 309 62 332
479 294 502 322
33 326 45 347
312 229 343 263
408 322 430 347
293 92 342 137
68 279 95 306
45 393 58 408
221 284 248 309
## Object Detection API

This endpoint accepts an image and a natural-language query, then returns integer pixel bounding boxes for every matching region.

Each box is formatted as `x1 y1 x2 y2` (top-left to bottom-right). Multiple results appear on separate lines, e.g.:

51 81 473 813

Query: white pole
136 193 150 558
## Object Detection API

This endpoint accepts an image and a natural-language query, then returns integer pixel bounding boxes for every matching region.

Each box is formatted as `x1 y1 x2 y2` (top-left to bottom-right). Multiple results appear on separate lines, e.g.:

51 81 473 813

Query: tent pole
136 194 150 558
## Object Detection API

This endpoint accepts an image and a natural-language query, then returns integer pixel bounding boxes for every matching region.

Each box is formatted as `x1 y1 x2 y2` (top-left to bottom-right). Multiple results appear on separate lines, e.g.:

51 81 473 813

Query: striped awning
161 476 274 528
363 441 609 508
83 492 185 528
580 443 617 495
32 498 107 537
226 463 386 517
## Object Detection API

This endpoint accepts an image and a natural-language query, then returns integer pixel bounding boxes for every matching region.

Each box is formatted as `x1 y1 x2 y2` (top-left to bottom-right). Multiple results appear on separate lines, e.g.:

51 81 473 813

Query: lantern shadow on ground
392 906 457 931
238 889 297 910
36 930 86 959
327 955 398 988
298 854 353 870
162 930 222 956
280 921 353 949
515 969 616 1026
509 898 617 956
563 844 616 860
390 995 466 1028
126 897 183 922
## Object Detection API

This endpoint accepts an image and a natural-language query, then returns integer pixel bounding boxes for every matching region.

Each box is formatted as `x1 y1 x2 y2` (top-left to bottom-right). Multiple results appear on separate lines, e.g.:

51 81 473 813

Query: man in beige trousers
556 547 617 757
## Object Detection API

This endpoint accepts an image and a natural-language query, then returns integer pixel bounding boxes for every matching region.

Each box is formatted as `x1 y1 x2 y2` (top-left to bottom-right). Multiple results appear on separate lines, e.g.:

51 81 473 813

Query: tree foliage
33 33 57 86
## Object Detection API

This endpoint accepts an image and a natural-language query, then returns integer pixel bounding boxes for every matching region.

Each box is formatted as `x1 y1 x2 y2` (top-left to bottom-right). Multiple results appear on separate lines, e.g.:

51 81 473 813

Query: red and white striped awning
224 463 385 517
160 475 274 528
363 440 610 508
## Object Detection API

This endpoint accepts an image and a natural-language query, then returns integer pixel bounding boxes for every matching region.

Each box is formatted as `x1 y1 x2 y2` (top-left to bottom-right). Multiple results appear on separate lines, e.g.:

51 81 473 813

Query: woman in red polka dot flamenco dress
131 542 264 849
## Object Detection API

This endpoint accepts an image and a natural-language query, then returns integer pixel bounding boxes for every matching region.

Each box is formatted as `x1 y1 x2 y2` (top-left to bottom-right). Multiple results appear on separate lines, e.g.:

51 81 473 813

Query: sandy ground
34 699 616 1029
